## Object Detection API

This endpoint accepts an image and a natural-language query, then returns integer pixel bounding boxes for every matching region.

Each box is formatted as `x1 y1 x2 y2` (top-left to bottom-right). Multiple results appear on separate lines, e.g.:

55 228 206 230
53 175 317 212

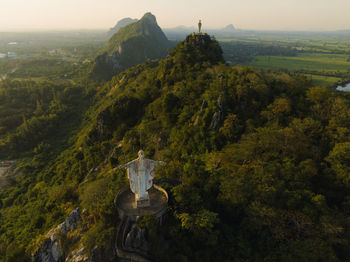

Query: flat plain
220 34 350 87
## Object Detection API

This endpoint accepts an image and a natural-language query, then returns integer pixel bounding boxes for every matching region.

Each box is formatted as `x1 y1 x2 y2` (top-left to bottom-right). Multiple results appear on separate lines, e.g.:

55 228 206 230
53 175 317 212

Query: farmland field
303 74 342 86
247 53 350 73
219 35 350 87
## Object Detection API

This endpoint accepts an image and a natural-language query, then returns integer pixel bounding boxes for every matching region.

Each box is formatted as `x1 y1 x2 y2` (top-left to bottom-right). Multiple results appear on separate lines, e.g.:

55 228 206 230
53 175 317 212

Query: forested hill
1 33 350 262
91 12 171 80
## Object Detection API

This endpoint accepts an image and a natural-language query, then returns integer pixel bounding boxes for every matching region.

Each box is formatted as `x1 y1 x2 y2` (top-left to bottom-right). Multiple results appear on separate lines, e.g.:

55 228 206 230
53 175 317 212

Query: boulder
33 238 61 262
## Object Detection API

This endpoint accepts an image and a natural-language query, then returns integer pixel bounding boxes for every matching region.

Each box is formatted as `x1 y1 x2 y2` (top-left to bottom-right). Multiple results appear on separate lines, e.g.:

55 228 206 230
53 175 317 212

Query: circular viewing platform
115 185 168 218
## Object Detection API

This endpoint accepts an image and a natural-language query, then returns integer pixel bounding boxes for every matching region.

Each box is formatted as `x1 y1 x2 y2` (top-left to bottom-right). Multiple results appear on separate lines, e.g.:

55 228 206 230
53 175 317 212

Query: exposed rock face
209 94 226 130
33 238 62 262
194 94 226 130
194 100 208 126
63 208 81 233
91 12 170 80
33 208 81 262
95 108 111 139
0 160 15 188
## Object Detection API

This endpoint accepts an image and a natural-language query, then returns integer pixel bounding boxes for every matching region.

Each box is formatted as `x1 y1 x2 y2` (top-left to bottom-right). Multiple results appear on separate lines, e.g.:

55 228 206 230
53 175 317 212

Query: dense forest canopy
0 32 350 262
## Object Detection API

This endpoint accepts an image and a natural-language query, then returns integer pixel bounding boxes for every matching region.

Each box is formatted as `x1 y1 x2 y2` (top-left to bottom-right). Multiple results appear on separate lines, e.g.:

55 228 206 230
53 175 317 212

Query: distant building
48 50 57 56
48 49 65 56
7 52 17 59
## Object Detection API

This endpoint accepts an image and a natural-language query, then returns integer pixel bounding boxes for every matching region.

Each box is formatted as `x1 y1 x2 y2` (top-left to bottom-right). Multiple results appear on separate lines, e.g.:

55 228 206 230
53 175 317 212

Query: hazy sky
1 0 350 31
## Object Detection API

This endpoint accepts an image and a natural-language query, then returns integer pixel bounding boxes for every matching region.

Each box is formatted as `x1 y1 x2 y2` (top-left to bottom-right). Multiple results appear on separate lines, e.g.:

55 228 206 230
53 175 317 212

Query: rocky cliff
33 208 81 262
32 208 113 262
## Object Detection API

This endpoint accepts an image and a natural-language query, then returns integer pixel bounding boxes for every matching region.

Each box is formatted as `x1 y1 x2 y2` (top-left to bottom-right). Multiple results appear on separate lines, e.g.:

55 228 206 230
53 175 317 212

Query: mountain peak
223 24 236 31
141 12 157 24
91 13 170 80
169 33 224 66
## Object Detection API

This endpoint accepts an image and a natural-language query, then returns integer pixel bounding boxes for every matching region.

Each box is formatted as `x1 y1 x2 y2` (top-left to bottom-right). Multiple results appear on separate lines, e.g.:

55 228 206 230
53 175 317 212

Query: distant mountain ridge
91 12 171 80
223 24 236 31
107 17 138 37
164 24 237 40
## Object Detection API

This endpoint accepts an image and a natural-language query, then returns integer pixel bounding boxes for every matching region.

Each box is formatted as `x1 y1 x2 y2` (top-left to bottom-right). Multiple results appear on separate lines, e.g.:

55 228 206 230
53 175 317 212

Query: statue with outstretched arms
119 150 166 207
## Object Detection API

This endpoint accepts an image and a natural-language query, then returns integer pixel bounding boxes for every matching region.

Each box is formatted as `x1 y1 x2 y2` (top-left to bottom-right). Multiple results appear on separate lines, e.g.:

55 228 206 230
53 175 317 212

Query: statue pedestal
136 192 150 207
137 198 150 208
115 185 168 219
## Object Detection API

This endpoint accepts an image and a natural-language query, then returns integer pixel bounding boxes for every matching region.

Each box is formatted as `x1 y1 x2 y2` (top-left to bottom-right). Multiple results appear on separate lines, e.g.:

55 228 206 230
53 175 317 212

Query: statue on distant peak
119 150 166 207
198 20 202 34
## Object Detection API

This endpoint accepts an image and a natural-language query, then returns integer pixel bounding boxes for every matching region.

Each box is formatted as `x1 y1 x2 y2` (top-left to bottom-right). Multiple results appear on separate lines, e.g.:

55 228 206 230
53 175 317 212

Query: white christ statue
119 150 166 207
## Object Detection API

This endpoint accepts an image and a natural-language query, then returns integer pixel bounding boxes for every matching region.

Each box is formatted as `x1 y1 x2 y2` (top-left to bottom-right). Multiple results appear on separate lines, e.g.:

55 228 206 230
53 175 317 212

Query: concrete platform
115 185 168 218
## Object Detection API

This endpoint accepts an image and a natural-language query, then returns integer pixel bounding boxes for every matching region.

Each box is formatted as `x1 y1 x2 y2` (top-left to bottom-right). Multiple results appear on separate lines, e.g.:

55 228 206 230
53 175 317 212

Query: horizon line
0 27 350 33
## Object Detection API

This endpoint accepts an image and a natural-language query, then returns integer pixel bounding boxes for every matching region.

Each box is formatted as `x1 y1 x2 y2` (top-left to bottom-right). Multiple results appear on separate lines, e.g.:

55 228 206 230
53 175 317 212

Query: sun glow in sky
1 0 350 31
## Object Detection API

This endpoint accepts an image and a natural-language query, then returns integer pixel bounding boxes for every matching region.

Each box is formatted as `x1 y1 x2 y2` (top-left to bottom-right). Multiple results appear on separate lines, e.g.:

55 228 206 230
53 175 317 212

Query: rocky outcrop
194 95 225 130
33 208 81 262
62 208 81 233
95 108 112 139
33 237 62 262
194 100 208 126
209 93 226 130
0 160 16 188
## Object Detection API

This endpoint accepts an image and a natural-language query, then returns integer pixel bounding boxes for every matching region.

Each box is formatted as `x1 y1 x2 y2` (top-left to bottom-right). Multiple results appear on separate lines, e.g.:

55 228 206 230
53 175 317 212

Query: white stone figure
119 150 166 207
198 20 202 34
